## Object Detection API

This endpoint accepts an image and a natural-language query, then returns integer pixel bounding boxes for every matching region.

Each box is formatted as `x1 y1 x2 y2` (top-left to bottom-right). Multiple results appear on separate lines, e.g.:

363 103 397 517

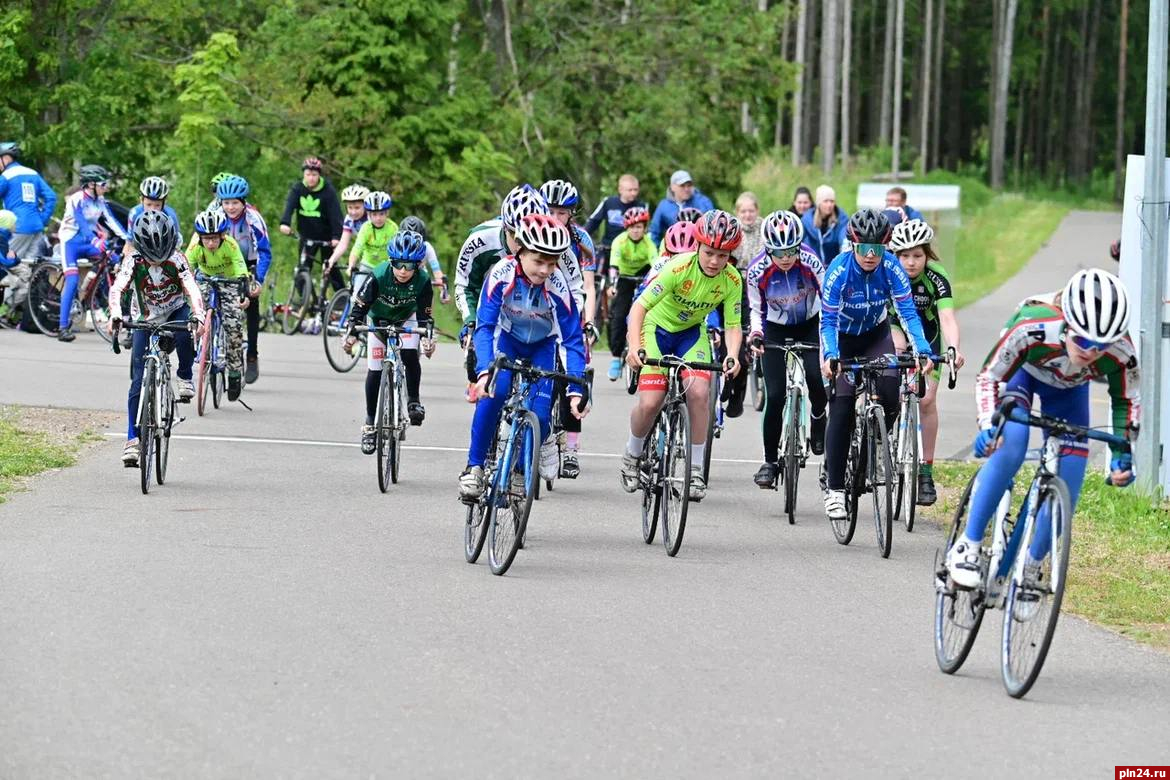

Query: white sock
627 434 645 457
692 443 705 467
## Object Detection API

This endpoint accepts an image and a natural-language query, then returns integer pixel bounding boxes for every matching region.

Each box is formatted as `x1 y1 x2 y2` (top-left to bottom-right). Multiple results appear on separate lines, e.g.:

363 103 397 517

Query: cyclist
215 174 271 384
458 214 589 500
820 208 933 520
945 269 1139 590
56 164 131 342
399 215 450 304
127 176 182 239
620 210 744 501
0 141 56 263
187 209 250 400
583 173 647 275
656 206 703 255
346 190 397 295
108 211 205 466
279 156 344 294
887 218 964 505
745 210 827 488
324 183 369 278
605 206 656 381
343 230 437 453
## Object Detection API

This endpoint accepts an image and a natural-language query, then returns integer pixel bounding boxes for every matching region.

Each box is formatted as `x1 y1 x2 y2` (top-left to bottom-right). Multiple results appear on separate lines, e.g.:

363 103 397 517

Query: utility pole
1138 0 1168 493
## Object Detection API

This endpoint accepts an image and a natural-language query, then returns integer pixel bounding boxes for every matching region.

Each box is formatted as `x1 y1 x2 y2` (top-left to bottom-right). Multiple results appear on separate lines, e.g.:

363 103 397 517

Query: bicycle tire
281 270 311 335
868 410 895 558
391 368 407 485
896 398 920 532
661 404 692 557
750 359 765 411
641 418 662 544
376 368 393 493
832 437 861 545
87 269 114 345
258 272 279 332
323 290 360 373
138 365 155 495
464 499 489 563
488 410 540 575
934 472 986 674
701 373 717 486
782 388 802 525
212 320 226 409
156 384 172 485
1002 476 1072 699
195 319 212 416
25 261 63 337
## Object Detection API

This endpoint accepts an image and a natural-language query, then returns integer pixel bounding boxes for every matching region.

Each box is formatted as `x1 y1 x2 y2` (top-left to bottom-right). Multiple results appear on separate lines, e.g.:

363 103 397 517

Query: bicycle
701 328 729 487
827 353 923 558
26 243 122 341
195 276 246 416
635 351 725 557
322 285 363 373
749 353 765 411
753 339 820 525
543 364 596 493
112 319 190 495
256 268 282 333
893 347 957 533
462 356 587 575
933 401 1130 698
353 323 428 493
281 236 335 335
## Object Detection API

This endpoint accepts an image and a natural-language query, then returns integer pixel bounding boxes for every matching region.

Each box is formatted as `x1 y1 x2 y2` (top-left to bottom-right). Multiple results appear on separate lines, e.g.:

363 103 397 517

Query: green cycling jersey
636 253 742 332
351 219 400 271
185 235 249 279
889 260 954 351
610 230 658 277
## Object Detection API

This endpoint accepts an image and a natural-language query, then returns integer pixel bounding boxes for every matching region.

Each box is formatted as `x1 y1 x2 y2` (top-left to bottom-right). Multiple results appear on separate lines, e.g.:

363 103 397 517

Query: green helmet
210 171 235 193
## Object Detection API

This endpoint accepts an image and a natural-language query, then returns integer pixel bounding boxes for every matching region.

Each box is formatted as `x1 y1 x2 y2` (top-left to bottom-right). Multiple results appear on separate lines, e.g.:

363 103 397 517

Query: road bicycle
462 356 587 575
754 339 820 525
636 351 726 557
322 285 364 373
281 236 336 335
828 353 923 558
934 400 1131 698
893 347 958 533
26 243 122 341
541 365 595 495
195 276 247 416
113 319 191 494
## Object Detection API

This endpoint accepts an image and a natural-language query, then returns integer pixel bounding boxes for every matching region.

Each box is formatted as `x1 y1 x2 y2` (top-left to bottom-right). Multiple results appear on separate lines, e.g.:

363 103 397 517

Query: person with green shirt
278 156 344 293
346 190 398 293
188 209 251 400
605 206 658 380
343 230 436 455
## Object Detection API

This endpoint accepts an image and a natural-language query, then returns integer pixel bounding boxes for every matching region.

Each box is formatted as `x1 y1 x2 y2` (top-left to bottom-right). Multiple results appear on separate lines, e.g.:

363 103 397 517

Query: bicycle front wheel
138 365 156 495
750 358 765 411
1001 476 1073 699
896 399 920 532
934 472 986 674
323 290 361 372
195 320 211 416
376 368 393 493
25 261 63 337
868 409 895 558
155 384 173 485
782 388 802 525
281 270 311 335
488 410 540 575
641 419 662 544
464 499 489 563
661 404 692 557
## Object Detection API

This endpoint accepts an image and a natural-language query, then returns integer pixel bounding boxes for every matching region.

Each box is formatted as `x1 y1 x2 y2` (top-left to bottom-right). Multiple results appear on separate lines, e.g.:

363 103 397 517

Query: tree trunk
840 0 852 168
989 0 1019 189
930 0 946 170
792 0 808 165
919 0 933 173
803 0 820 161
891 0 905 179
820 0 839 175
879 0 895 145
446 20 461 96
1114 0 1130 200
777 9 792 148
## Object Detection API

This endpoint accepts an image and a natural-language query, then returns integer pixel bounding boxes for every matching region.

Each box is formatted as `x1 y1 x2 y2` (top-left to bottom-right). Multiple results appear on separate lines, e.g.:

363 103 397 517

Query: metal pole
1138 0 1168 493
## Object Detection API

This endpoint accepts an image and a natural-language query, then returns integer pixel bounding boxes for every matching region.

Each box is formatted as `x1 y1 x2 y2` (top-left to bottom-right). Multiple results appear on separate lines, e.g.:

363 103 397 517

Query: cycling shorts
638 321 712 390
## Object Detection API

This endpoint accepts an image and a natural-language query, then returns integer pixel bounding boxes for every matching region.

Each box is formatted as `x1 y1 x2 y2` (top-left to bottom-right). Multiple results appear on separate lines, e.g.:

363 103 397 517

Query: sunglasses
856 243 885 258
769 246 800 258
390 260 417 271
1070 334 1111 352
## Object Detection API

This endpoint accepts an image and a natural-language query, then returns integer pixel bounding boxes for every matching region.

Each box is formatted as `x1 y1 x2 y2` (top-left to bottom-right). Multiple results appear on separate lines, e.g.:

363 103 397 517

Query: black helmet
399 216 427 241
846 208 892 244
79 164 111 184
0 141 20 159
132 210 179 262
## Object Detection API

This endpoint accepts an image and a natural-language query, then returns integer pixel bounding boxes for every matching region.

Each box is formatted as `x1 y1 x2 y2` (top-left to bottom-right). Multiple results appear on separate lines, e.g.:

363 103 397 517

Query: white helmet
761 210 805 253
514 214 571 255
500 184 549 231
888 218 935 252
1061 268 1131 343
340 184 370 202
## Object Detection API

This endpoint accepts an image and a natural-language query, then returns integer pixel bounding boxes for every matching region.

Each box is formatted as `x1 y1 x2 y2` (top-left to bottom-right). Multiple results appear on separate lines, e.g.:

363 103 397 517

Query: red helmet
622 206 650 228
302 156 323 171
693 209 743 251
664 221 699 255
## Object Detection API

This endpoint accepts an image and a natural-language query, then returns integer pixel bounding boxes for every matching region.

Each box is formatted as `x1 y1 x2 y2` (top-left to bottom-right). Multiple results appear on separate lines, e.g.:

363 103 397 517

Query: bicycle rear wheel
934 471 987 674
488 410 540 575
155 384 172 485
661 404 692 557
1002 476 1072 699
701 374 717 486
323 290 361 372
868 410 895 558
641 419 662 544
832 437 861 545
376 369 393 493
750 358 765 411
281 270 311 335
782 388 802 525
25 261 63 337
138 366 156 495
87 269 113 344
896 399 920 532
464 499 489 563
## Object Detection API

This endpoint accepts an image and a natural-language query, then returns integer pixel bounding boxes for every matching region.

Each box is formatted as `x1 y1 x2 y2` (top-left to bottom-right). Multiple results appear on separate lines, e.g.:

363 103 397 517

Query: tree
792 0 809 166
891 0 905 178
989 0 1019 188
819 0 840 175
840 0 852 168
1114 0 1130 200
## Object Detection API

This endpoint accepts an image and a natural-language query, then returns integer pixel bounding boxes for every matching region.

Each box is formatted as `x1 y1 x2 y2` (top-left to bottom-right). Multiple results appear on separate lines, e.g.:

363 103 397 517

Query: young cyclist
278 157 344 294
656 206 703 255
620 210 744 501
606 206 656 381
108 211 205 466
214 175 271 384
887 218 965 505
325 183 369 278
819 208 933 520
458 214 588 500
347 191 397 293
56 164 131 342
187 209 250 400
399 215 450 304
343 230 436 453
127 176 182 238
945 269 1138 590
746 210 828 488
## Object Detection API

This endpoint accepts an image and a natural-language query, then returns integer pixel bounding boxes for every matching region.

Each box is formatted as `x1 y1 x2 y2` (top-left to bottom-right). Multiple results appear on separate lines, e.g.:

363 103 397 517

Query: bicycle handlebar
752 338 819 354
485 356 592 407
991 399 1133 452
636 350 725 373
353 323 435 340
110 320 193 355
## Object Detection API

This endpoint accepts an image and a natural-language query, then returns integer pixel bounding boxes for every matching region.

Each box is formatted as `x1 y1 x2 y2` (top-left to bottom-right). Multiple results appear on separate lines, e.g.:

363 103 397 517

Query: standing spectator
732 191 764 269
278 156 344 293
885 186 923 221
583 173 647 268
801 185 849 262
649 169 716 245
0 141 56 262
790 186 814 217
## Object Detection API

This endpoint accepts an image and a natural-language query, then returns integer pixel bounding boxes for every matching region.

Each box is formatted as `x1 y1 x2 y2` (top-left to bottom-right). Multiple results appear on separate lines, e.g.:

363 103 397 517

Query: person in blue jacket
885 186 923 221
649 170 716 245
801 185 849 263
0 141 56 262
127 176 182 243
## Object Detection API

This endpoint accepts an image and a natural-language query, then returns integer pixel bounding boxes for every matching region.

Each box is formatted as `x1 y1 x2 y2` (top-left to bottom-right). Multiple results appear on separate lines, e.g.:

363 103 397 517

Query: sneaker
360 424 376 455
725 392 744 419
945 538 983 590
408 401 425 426
227 371 242 401
824 490 847 520
753 462 779 489
245 356 258 384
620 452 640 493
607 357 622 381
57 328 76 343
539 437 558 481
560 452 580 479
176 378 195 402
459 465 485 500
688 467 706 501
916 472 937 506
121 440 139 467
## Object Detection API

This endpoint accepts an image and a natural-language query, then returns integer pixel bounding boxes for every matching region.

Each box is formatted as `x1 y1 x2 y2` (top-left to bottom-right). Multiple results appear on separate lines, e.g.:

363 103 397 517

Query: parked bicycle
893 347 958 532
281 236 336 335
255 268 282 333
753 339 820 525
26 242 122 342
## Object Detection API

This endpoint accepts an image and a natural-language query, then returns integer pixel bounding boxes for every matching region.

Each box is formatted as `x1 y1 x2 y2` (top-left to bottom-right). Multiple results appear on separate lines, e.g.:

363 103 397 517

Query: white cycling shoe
945 539 983 590
824 490 846 520
619 453 640 493
539 438 558 481
176 378 195 402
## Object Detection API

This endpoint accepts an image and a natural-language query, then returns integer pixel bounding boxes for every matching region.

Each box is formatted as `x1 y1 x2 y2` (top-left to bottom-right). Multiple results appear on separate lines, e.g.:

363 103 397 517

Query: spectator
279 156 344 293
885 186 923 221
790 186 814 217
732 191 764 269
0 141 56 262
583 173 648 268
649 169 716 245
801 185 849 262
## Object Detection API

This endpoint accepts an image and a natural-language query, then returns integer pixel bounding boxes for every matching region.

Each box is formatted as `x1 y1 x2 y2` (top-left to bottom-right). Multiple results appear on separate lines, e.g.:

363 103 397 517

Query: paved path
2 210 1166 778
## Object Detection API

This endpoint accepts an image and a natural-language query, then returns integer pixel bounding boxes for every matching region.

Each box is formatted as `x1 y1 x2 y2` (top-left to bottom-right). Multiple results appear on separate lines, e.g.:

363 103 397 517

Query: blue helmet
215 175 250 201
387 229 426 262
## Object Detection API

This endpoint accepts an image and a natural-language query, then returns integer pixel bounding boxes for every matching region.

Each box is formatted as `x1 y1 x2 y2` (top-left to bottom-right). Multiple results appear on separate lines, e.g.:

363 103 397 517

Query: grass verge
929 460 1170 650
0 407 112 503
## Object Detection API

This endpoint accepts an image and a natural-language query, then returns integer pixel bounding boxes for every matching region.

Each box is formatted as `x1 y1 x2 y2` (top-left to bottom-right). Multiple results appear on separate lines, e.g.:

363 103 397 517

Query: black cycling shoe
57 328 76 343
227 372 242 401
725 394 744 419
408 401 425 426
560 453 581 479
917 472 938 506
753 462 778 489
245 356 259 384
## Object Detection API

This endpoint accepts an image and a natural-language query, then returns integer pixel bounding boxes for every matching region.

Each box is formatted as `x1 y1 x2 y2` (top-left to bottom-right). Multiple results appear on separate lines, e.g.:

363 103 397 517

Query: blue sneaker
607 357 622 381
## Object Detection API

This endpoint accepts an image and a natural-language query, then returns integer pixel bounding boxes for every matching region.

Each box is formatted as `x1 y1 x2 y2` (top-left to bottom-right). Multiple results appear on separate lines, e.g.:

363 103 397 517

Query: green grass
930 461 1170 650
0 415 79 504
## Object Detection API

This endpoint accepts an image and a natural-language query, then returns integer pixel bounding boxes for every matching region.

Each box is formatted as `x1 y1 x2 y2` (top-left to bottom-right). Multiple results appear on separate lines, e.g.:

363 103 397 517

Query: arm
348 222 368 273
175 256 207 321
414 275 435 330
1104 348 1141 452
327 230 352 268
887 260 931 354
99 199 130 242
325 188 343 241
252 216 272 282
346 272 378 327
228 239 250 279
583 198 607 238
453 231 482 324
745 265 764 337
472 277 503 376
819 265 842 359
279 186 297 229
37 176 57 225
425 243 444 283
109 257 134 320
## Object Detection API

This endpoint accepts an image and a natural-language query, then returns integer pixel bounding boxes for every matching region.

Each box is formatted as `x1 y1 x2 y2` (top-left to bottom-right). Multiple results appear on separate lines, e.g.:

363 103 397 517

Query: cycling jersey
351 261 433 325
109 250 205 323
342 213 368 234
610 230 658 277
636 253 742 333
974 298 1139 449
570 224 597 273
889 260 953 350
58 190 130 246
820 250 930 359
423 241 443 279
0 163 56 234
351 218 400 271
583 195 648 249
128 204 183 246
745 245 824 334
633 253 672 298
185 235 249 279
224 207 272 282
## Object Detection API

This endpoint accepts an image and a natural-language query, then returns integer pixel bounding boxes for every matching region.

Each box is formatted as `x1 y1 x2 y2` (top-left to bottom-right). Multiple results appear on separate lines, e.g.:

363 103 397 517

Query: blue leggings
964 371 1089 560
60 238 102 329
467 332 556 467
127 306 194 439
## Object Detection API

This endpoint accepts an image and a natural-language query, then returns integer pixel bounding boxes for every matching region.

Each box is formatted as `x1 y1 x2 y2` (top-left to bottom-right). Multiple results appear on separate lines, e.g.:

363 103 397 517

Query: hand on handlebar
569 394 590 420
468 373 492 403
627 348 645 370
279 224 293 236
748 334 764 357
723 355 740 379
583 321 599 346
1108 453 1135 487
422 337 436 358
821 358 838 381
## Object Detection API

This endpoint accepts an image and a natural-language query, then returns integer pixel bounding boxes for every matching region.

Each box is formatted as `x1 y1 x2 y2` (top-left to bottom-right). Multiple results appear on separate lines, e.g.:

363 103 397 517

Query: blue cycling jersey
127 204 183 246
819 250 931 358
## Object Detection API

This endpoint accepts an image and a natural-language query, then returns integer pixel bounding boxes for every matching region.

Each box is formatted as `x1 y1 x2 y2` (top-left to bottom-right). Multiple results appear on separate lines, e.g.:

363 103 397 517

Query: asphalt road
1 211 1166 778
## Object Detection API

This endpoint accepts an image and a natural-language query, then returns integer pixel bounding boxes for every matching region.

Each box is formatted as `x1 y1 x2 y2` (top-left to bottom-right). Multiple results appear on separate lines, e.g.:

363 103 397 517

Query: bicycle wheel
211 321 226 409
782 388 802 525
750 358 765 411
641 419 662 544
464 499 489 563
701 374 717 486
895 399 920 532
832 437 860 545
868 410 895 558
25 261 63 336
323 290 360 373
660 404 692 557
258 272 279 332
934 472 986 674
1001 476 1073 699
87 270 113 344
376 369 393 493
391 369 406 484
488 410 540 575
281 270 311 335
195 320 212 416
138 365 156 495
155 384 172 485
